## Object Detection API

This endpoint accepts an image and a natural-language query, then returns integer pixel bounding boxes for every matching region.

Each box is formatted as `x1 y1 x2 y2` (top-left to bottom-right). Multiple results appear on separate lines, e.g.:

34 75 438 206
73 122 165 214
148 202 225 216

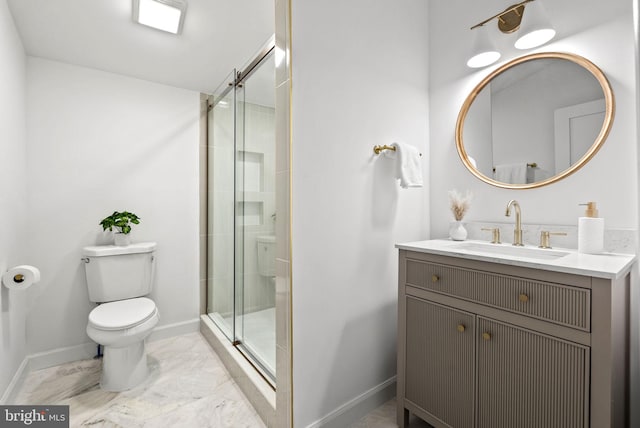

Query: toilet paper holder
2 265 41 290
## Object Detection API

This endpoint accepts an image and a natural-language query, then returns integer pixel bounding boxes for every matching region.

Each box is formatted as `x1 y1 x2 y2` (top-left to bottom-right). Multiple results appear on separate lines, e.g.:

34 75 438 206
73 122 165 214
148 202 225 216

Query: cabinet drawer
405 259 591 331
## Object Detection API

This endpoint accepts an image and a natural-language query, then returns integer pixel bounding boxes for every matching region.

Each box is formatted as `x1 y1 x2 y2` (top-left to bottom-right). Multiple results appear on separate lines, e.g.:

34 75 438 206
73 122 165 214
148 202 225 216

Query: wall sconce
467 0 556 68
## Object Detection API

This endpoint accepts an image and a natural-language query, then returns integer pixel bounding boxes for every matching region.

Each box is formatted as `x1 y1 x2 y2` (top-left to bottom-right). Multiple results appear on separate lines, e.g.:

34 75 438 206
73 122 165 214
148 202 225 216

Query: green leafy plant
99 211 141 235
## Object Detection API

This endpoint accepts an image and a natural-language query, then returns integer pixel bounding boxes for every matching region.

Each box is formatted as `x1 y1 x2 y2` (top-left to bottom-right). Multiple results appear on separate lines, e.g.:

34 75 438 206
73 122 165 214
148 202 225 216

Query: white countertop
396 239 636 280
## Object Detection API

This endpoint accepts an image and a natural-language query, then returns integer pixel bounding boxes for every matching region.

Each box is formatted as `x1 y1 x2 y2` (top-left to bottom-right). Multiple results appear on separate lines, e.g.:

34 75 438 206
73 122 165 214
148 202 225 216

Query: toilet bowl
82 242 158 392
86 297 159 391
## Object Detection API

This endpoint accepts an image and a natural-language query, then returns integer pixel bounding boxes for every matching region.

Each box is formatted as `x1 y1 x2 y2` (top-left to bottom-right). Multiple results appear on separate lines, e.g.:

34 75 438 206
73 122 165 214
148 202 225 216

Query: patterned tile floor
350 399 432 428
14 332 265 428
14 330 430 428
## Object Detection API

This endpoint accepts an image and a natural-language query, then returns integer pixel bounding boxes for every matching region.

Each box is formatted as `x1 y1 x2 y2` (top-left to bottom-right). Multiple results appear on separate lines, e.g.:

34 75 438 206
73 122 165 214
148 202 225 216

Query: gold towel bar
373 145 422 156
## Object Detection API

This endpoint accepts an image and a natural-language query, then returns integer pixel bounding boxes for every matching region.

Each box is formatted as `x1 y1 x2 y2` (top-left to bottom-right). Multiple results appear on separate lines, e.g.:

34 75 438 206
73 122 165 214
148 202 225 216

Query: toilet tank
256 235 275 277
82 242 156 303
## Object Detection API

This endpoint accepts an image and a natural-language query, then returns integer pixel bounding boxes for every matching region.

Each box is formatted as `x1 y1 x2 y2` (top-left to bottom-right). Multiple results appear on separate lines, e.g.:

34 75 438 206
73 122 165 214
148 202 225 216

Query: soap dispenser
578 202 604 254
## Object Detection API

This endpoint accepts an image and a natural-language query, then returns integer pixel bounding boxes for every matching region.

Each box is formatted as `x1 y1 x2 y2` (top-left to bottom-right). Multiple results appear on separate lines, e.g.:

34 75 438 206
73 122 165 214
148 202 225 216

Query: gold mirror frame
455 52 615 189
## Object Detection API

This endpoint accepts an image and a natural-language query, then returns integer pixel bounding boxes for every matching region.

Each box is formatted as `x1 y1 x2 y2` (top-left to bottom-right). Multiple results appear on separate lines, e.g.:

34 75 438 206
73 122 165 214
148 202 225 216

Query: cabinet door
477 317 589 428
405 297 475 428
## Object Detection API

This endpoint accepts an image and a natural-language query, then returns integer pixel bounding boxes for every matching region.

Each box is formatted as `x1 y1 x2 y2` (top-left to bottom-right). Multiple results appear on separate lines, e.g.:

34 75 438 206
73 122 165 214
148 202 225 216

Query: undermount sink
449 241 570 261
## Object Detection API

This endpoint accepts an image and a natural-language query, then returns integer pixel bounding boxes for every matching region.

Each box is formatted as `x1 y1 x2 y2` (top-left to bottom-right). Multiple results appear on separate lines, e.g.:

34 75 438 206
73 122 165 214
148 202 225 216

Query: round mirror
455 52 615 189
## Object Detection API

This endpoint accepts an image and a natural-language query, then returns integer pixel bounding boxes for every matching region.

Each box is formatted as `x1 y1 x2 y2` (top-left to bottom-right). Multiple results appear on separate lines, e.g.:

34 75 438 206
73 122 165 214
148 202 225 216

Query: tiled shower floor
224 307 276 375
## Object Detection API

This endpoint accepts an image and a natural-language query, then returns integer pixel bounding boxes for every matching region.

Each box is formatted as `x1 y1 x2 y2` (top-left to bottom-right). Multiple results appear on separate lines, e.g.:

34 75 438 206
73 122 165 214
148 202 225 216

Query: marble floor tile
13 332 266 428
350 399 433 428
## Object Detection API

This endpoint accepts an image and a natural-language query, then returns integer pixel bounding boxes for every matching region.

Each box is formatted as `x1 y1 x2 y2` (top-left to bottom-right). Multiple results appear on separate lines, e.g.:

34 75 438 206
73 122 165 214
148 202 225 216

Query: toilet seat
89 297 157 331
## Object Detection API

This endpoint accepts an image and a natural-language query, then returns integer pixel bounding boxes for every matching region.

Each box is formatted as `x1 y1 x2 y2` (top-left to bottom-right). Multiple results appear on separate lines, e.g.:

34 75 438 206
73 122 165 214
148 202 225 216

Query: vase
114 233 131 246
449 221 468 241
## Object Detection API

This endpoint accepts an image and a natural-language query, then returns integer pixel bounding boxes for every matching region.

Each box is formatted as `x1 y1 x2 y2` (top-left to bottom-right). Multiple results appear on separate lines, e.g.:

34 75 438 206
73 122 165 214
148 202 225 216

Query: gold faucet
505 200 524 246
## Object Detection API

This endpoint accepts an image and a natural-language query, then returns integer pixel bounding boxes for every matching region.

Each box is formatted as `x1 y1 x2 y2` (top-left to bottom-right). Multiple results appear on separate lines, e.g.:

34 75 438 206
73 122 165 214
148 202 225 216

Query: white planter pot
114 233 131 246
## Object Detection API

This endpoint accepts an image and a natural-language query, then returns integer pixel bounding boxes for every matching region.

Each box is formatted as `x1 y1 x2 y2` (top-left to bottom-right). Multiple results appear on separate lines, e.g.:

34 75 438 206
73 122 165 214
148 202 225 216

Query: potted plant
99 211 140 246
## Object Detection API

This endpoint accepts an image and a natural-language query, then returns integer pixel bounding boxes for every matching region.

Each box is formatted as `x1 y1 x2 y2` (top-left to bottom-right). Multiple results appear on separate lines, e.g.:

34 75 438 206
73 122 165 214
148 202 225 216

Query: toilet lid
89 297 157 331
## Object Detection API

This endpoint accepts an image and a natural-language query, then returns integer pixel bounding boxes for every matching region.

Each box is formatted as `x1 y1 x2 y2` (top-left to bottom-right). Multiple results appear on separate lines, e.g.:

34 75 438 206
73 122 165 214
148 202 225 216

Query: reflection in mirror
456 52 614 189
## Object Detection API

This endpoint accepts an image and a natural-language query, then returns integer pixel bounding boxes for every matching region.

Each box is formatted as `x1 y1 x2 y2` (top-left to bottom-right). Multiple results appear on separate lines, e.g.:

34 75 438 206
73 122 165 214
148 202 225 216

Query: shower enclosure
207 43 276 383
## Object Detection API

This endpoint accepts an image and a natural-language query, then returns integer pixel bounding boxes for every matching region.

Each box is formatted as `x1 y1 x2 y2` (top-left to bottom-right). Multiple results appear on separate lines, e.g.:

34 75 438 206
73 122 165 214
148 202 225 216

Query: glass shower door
235 51 276 380
207 44 276 383
207 69 236 341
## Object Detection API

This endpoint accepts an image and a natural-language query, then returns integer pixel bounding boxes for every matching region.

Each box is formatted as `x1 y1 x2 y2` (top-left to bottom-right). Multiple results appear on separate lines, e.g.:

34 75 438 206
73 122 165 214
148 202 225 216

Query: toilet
82 242 159 391
256 235 276 280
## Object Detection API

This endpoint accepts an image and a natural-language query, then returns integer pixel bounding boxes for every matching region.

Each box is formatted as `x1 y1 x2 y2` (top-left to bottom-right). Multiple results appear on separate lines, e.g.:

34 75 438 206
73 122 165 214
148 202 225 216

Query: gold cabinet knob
482 332 491 341
519 293 529 303
431 274 439 283
457 324 465 333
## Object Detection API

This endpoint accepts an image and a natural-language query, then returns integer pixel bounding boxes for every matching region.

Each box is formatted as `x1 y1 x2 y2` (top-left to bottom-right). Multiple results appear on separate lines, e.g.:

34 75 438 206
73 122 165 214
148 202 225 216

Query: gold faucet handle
538 231 567 249
481 227 501 244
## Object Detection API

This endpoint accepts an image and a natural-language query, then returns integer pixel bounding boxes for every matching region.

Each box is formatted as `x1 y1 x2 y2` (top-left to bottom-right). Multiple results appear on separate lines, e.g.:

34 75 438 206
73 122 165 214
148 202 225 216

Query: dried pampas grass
449 190 472 221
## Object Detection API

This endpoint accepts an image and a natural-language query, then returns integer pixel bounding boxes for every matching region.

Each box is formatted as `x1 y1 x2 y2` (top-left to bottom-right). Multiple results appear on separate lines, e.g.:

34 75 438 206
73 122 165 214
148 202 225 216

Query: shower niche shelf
239 150 265 192
237 201 264 226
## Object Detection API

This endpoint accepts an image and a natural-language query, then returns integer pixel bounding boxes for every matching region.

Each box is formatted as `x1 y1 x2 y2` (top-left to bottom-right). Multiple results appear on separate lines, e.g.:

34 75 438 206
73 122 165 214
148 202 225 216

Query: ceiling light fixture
133 0 187 35
467 0 555 68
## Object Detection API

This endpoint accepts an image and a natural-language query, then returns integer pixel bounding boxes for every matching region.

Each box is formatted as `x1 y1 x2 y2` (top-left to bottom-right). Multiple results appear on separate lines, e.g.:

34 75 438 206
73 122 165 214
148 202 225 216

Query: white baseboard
28 342 98 372
0 357 30 404
148 318 200 342
305 377 397 428
1 319 201 404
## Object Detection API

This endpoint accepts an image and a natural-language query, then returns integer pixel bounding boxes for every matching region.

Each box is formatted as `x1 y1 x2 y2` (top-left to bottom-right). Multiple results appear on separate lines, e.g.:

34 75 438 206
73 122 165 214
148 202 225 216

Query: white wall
0 0 28 399
291 0 429 426
429 0 637 232
25 58 200 354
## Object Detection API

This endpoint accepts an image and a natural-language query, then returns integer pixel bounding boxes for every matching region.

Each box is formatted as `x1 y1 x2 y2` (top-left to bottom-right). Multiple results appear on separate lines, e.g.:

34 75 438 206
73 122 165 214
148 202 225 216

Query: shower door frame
207 40 276 387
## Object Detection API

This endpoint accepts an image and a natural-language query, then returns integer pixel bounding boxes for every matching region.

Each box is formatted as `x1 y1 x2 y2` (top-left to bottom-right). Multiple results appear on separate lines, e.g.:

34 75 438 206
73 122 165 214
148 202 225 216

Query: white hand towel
494 163 527 184
386 142 423 188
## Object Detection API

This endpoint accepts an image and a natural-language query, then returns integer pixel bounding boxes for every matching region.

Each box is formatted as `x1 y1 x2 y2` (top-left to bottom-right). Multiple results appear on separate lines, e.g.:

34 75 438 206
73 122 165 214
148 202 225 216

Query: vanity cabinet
397 249 631 428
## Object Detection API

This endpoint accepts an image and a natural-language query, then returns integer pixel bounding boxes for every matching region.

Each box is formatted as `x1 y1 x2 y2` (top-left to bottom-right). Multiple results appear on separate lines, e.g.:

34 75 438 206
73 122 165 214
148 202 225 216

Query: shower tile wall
208 97 235 321
242 102 276 314
274 0 292 424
